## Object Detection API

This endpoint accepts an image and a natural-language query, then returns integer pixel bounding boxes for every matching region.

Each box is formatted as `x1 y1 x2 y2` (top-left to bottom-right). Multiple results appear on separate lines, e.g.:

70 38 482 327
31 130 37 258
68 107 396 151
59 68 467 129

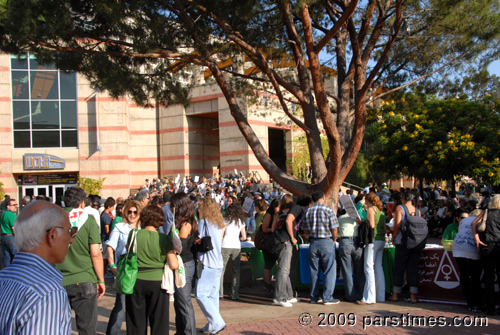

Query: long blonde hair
198 197 225 228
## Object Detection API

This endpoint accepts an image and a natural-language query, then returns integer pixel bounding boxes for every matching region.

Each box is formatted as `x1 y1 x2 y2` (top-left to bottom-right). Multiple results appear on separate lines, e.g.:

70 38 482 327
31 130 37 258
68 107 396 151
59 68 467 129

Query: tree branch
368 56 460 102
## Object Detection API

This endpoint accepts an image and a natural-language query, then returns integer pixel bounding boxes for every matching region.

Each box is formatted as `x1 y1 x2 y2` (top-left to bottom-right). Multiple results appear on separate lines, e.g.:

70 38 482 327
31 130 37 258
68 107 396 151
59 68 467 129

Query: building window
11 53 78 148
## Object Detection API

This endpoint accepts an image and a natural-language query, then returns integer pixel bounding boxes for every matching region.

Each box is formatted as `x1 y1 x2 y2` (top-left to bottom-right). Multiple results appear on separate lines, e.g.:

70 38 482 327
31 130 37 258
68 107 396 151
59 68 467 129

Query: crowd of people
0 175 499 334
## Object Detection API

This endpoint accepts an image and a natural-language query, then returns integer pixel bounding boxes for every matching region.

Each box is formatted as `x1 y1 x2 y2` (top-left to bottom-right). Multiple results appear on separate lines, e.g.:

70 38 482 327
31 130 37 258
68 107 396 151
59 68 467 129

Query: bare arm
367 207 376 229
475 211 486 232
392 206 402 245
178 223 192 239
286 213 296 244
167 250 179 270
107 246 117 276
471 214 487 249
261 213 273 233
331 228 337 242
90 243 106 298
240 224 247 241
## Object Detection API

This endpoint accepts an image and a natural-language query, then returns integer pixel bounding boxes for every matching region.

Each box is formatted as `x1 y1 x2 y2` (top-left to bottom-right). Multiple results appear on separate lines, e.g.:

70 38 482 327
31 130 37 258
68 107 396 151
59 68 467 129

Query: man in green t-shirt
0 198 18 269
56 187 105 335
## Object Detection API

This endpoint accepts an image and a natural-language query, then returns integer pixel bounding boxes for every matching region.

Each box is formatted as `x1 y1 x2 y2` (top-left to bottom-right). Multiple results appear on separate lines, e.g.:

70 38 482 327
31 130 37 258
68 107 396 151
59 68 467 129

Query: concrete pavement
75 277 500 335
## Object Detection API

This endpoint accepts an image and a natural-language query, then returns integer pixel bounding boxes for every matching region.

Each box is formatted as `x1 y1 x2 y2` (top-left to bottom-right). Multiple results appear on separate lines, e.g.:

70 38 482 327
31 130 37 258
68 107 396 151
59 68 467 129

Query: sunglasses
46 226 79 238
128 210 138 215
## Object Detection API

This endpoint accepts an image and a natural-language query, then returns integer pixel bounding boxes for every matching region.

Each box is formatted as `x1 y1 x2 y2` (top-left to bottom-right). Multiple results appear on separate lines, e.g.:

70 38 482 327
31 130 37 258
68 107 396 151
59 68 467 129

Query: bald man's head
15 201 69 252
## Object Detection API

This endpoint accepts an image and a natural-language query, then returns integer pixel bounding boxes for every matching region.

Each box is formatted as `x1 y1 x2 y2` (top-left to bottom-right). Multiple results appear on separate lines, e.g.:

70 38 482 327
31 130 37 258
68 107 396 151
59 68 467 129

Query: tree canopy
366 94 500 188
1 0 499 201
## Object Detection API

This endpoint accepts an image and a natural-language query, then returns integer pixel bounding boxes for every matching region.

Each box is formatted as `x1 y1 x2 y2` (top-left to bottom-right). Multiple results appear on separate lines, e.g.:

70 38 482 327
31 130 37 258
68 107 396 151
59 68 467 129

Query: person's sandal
388 296 399 302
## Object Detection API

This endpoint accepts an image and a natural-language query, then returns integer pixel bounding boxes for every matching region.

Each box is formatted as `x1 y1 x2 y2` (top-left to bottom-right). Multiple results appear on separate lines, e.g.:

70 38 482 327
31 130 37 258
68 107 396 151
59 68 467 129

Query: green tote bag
113 228 138 294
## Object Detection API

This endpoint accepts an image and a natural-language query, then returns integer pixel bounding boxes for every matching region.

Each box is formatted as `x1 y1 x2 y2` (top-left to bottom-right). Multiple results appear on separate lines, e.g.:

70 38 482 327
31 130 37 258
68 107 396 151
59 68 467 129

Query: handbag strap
127 229 138 255
203 219 209 237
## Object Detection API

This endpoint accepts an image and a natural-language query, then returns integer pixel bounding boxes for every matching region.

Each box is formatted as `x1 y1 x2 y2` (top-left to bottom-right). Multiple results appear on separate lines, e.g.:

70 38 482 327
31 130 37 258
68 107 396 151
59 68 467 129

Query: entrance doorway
22 184 71 203
23 185 49 199
268 128 287 172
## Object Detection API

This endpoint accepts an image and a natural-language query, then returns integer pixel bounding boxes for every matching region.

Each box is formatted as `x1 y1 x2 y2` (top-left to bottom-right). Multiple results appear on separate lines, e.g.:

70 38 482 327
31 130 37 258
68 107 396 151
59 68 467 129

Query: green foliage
287 134 328 182
366 94 500 185
78 176 106 196
0 181 5 200
344 153 370 188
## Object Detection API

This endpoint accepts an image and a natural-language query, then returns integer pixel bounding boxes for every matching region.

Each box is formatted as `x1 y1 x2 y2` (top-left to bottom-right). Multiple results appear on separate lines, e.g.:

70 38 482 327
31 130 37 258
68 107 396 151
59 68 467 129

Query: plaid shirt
300 202 339 238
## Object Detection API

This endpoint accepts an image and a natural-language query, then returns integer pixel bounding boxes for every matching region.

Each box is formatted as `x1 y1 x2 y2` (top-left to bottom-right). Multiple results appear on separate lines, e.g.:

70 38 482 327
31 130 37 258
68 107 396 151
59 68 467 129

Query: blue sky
488 59 500 76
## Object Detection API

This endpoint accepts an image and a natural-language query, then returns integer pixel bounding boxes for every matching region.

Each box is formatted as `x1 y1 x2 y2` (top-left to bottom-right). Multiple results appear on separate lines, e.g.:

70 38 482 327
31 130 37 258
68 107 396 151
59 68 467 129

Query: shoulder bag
198 219 214 252
113 228 138 295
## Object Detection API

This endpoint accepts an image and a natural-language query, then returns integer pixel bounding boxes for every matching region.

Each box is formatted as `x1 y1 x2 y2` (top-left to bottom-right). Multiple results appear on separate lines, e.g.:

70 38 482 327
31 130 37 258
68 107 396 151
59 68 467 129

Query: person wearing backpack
390 190 426 303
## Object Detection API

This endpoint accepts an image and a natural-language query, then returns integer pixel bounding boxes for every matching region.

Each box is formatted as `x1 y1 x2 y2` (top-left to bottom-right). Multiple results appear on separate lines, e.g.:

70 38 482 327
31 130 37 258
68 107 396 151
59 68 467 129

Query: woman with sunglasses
105 200 142 335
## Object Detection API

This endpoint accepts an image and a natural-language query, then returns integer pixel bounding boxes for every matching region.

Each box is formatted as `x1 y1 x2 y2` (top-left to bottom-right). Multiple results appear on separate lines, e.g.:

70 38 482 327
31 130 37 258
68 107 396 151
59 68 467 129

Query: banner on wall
23 154 66 170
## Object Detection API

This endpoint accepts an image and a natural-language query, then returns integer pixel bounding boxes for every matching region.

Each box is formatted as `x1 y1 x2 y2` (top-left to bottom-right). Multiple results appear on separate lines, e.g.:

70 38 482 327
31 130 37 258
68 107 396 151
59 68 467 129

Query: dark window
11 71 29 99
13 131 31 148
61 101 77 129
60 72 77 99
62 130 78 147
13 101 30 130
11 52 78 148
31 101 60 129
32 131 60 147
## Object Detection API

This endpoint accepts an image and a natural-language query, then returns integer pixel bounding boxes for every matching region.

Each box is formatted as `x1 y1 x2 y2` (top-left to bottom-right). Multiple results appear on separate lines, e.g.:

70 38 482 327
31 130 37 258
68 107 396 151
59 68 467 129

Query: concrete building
0 52 338 200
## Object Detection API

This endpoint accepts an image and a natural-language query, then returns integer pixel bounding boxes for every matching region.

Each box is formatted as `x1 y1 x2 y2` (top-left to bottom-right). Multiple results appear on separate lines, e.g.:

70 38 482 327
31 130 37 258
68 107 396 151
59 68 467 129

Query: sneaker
310 298 323 304
287 298 298 303
273 299 293 307
323 299 340 305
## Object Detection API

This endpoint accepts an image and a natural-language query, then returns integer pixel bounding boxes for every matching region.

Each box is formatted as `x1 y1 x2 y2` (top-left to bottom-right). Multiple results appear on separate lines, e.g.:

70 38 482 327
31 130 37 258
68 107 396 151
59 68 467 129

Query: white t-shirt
452 217 480 260
221 219 245 249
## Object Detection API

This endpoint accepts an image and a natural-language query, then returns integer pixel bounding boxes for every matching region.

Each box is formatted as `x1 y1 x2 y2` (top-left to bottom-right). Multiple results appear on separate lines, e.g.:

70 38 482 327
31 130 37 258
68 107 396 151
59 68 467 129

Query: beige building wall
0 54 331 199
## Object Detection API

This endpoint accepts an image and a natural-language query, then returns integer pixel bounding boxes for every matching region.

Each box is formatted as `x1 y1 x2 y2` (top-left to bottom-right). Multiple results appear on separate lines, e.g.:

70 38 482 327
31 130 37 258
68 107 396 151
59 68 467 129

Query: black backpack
401 205 428 249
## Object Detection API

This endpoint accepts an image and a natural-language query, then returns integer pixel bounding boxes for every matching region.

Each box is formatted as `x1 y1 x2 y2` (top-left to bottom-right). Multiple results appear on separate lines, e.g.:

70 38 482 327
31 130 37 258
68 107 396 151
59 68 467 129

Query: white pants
373 240 386 302
361 243 376 304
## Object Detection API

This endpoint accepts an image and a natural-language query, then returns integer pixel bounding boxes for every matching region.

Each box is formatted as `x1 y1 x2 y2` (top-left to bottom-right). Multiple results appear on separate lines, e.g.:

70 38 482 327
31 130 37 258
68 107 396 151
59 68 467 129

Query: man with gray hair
56 187 105 335
0 201 74 334
134 190 150 209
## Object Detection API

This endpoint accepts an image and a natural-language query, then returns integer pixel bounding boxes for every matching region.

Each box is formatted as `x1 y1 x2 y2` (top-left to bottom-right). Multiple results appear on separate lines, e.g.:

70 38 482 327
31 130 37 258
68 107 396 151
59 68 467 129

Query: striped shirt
300 202 339 238
0 252 72 335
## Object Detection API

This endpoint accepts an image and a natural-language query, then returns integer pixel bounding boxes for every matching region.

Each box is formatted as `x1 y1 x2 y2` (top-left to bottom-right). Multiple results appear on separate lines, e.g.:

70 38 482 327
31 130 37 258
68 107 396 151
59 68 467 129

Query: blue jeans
339 237 364 302
393 243 425 294
106 292 126 335
245 216 256 234
195 266 225 333
309 238 336 302
64 282 98 335
274 241 293 302
1 235 17 268
174 260 196 335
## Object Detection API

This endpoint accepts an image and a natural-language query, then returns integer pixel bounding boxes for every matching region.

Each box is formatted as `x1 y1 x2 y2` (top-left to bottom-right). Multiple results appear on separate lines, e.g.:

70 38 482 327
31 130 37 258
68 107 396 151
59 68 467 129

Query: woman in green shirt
125 205 178 335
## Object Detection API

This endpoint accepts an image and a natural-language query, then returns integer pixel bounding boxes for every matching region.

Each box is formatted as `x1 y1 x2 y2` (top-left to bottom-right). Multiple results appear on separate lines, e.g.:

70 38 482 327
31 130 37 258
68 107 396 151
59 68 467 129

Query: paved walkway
82 278 499 335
